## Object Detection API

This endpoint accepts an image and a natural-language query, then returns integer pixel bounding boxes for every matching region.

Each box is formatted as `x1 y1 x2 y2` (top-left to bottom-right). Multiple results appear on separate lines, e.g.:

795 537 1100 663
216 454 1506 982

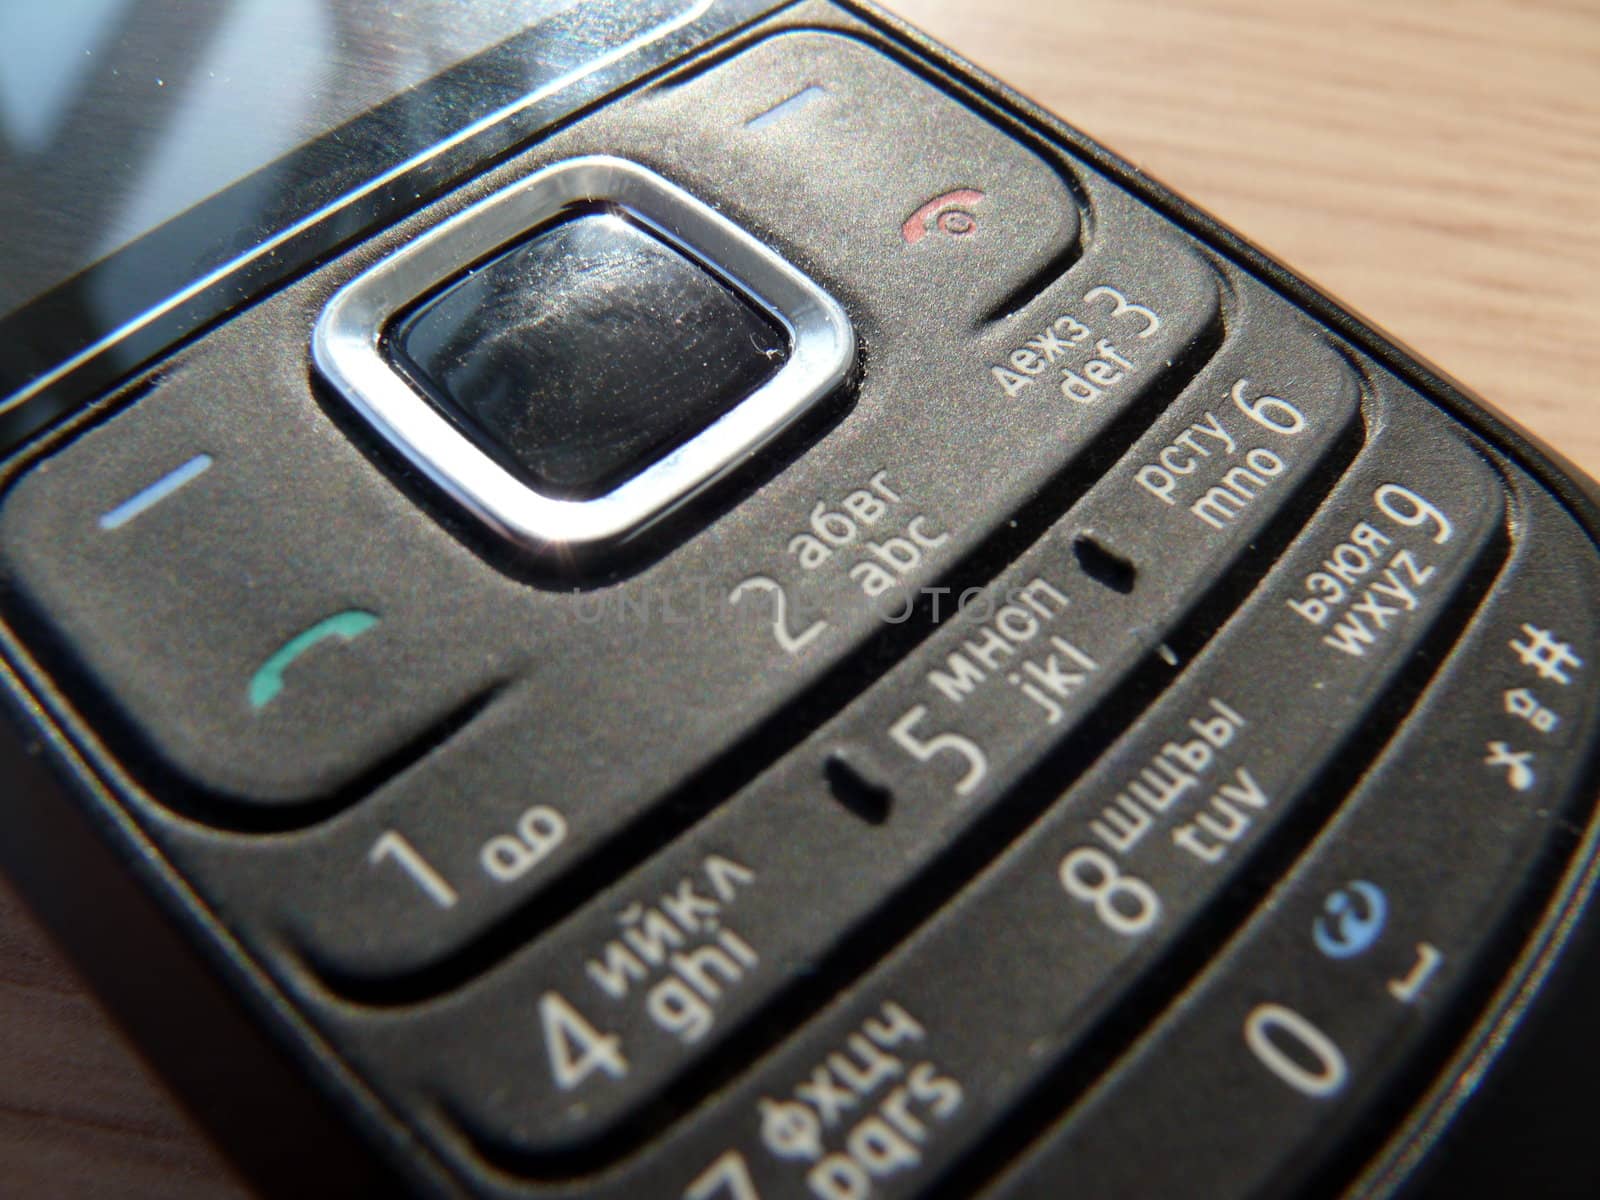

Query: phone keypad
366 376 1501 1170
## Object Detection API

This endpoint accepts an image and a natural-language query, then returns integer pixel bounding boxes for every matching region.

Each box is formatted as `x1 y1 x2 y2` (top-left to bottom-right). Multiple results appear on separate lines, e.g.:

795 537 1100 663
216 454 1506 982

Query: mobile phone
2 2 1598 1198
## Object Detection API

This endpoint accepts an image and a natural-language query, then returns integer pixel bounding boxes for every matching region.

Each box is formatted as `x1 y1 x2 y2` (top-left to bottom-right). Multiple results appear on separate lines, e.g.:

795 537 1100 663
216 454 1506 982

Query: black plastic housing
1 3 1598 1198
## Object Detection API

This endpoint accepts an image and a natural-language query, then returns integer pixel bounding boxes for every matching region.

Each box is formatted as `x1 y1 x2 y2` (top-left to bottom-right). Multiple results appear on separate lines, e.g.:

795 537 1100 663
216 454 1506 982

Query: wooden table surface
2 1 1596 1195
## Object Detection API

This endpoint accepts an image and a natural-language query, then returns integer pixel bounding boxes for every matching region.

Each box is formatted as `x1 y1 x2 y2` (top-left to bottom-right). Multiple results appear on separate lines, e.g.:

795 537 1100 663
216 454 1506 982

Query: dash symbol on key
98 453 214 530
746 84 827 130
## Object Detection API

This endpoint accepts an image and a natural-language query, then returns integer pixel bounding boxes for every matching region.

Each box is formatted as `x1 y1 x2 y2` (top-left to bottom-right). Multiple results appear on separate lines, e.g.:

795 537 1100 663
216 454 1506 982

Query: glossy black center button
389 212 790 500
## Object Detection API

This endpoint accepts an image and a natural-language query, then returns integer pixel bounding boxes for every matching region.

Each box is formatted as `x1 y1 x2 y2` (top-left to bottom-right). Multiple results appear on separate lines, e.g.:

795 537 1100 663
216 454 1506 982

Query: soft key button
629 31 1081 324
0 369 512 810
987 476 1594 1200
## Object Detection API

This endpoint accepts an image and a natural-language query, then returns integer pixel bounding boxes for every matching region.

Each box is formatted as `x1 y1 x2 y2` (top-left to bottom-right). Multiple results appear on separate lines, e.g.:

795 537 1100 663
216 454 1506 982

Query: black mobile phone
2 2 1598 1197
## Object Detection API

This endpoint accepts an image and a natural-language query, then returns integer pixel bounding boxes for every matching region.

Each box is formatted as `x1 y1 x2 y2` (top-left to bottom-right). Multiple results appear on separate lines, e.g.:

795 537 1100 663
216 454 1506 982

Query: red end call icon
901 189 986 245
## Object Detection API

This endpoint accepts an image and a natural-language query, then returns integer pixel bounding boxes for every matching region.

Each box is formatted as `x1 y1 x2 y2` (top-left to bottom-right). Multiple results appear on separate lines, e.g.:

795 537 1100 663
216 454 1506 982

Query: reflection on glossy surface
0 0 582 317
392 211 789 498
0 0 752 436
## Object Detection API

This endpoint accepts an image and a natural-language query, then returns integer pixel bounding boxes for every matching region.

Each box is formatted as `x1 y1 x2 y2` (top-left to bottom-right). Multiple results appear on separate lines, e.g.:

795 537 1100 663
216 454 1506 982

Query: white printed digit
685 1150 761 1200
368 830 458 909
1375 484 1453 544
729 575 827 655
1244 1003 1347 1098
540 991 627 1091
1084 285 1161 338
889 705 988 795
1230 378 1306 436
1058 846 1160 936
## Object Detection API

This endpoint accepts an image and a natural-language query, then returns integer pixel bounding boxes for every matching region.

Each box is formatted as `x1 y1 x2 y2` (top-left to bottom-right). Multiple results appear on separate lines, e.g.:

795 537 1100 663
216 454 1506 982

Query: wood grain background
2 1 1595 1194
